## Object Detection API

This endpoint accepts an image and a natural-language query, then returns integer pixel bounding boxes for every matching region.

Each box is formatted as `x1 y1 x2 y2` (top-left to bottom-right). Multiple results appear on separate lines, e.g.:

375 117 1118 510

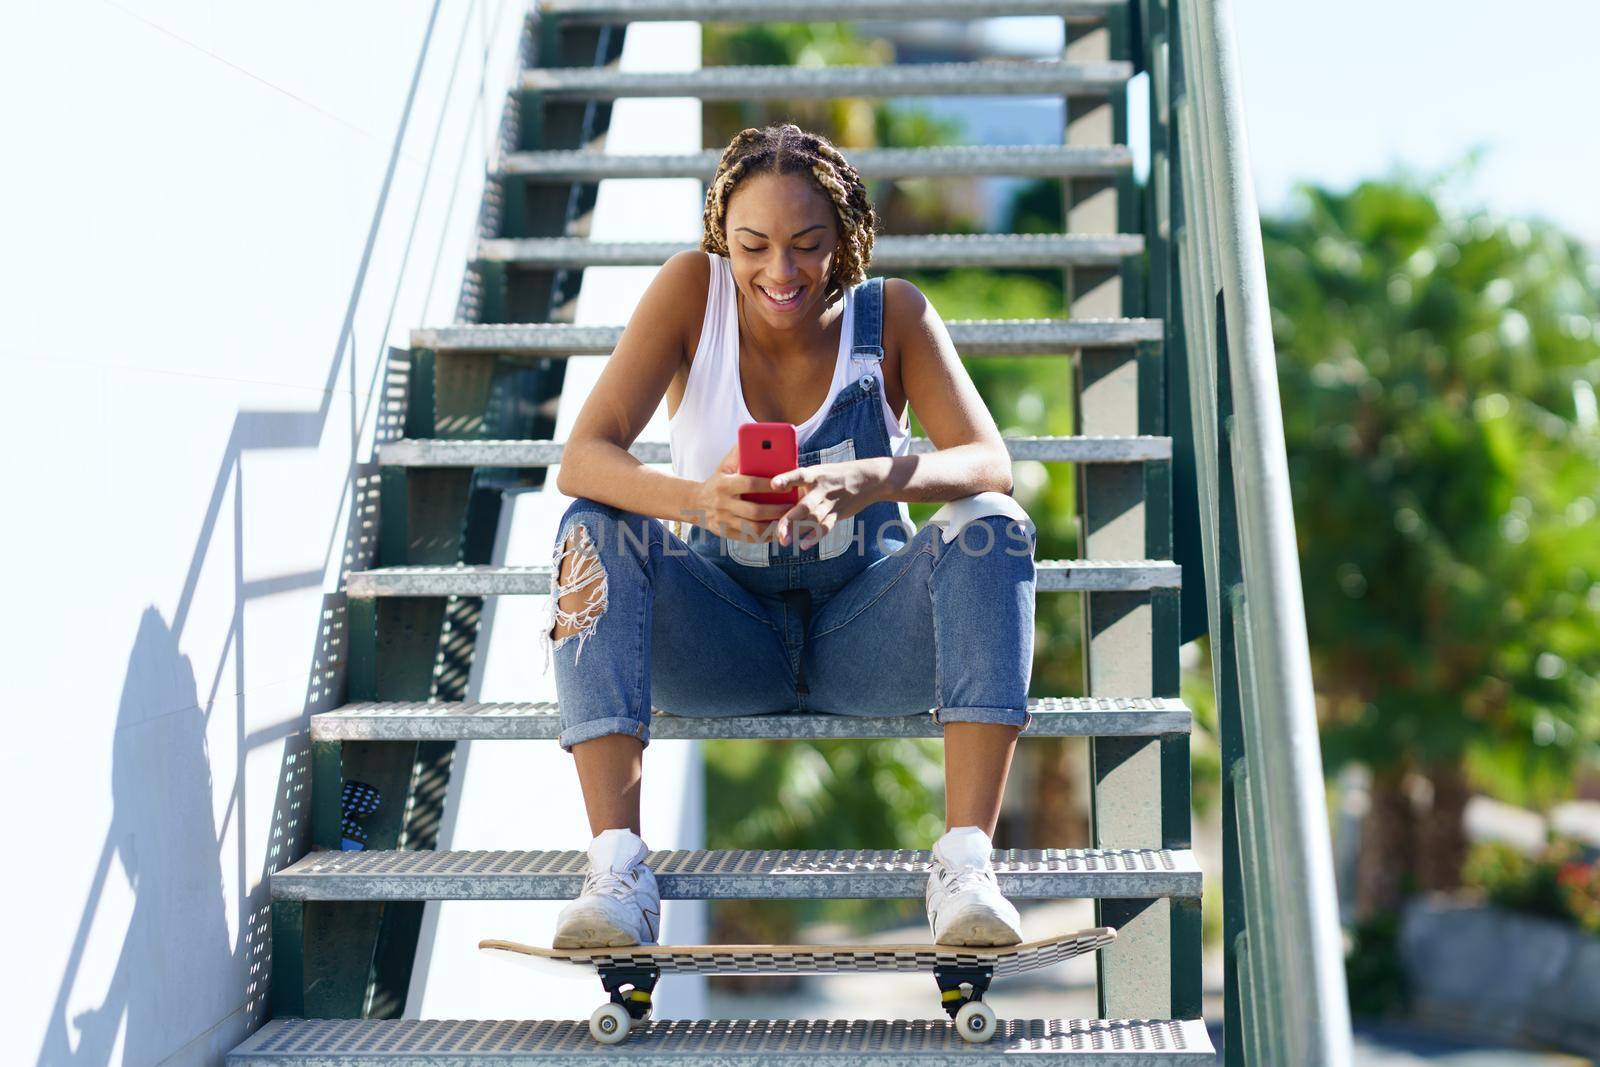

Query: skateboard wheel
954 1001 996 1043
590 1003 632 1044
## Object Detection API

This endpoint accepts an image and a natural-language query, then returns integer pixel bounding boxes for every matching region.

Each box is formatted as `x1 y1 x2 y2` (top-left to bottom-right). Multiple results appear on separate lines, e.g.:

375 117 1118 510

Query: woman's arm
860 277 1014 505
554 249 710 524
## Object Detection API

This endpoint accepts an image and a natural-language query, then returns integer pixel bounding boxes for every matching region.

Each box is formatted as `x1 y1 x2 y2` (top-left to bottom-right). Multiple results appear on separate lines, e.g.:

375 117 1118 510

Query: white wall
0 2 529 1064
408 20 709 1023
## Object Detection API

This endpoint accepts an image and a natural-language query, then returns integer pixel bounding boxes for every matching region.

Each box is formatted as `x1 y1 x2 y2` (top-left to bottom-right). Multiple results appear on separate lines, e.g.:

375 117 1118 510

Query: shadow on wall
35 607 311 1066
29 1 501 1061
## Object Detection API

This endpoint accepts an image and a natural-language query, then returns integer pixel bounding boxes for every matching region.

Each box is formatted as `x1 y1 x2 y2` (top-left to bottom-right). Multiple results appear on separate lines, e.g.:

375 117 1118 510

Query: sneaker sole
552 907 652 949
934 904 1024 947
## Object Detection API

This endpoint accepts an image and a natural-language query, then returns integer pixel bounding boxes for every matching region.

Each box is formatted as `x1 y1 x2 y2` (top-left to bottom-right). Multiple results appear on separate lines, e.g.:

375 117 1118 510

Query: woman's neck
736 287 844 363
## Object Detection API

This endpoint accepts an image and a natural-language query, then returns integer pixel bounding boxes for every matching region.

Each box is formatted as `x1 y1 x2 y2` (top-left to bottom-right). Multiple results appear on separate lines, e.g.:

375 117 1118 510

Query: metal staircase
229 0 1353 1062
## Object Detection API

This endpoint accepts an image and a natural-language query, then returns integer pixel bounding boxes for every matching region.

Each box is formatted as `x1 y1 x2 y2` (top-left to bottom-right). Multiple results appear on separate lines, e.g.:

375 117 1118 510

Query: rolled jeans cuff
932 705 1032 730
559 714 651 753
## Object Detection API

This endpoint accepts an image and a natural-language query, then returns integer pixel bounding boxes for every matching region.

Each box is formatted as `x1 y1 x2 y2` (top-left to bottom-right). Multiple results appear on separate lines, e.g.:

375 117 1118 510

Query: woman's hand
769 459 884 549
689 442 792 543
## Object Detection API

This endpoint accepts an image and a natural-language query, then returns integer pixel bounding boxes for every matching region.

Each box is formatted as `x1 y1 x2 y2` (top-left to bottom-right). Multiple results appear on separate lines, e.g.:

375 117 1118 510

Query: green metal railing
1135 0 1355 1063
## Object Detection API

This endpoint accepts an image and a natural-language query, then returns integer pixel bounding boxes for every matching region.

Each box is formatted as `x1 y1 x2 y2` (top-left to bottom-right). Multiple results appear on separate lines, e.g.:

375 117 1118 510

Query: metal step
521 60 1131 100
477 233 1143 269
345 560 1181 598
229 1017 1216 1064
499 143 1132 181
538 0 1126 26
378 435 1170 468
311 696 1192 741
411 318 1164 355
271 846 1202 901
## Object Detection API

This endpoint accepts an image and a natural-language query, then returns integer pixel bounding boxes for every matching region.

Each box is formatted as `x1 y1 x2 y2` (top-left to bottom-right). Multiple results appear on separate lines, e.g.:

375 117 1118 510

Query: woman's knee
554 498 658 563
547 498 656 651
927 492 1036 564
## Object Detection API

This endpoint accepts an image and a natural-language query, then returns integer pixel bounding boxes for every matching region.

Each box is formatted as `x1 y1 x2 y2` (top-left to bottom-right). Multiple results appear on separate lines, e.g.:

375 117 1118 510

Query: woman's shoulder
878 276 932 349
656 247 714 306
643 248 715 364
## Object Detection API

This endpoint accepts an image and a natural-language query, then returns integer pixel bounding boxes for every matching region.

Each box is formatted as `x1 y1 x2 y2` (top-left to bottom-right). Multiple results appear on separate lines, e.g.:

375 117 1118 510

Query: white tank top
669 252 911 484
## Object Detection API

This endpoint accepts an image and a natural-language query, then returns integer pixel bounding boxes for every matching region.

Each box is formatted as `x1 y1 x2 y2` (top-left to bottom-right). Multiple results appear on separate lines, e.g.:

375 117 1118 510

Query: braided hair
700 124 877 305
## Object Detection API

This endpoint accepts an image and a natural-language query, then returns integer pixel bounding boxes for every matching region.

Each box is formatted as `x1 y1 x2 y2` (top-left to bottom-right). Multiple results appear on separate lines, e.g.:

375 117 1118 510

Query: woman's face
723 171 840 329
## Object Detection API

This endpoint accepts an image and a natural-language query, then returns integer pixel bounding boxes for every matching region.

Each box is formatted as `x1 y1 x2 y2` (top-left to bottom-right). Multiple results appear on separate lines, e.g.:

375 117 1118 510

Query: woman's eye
737 245 821 253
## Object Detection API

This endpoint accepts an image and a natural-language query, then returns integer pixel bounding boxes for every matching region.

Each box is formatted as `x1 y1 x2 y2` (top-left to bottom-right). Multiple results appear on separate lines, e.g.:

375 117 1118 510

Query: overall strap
849 276 885 364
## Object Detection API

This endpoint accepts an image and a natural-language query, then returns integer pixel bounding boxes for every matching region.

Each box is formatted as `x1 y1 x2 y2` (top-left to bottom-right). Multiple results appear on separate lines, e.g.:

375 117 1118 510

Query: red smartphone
738 422 800 505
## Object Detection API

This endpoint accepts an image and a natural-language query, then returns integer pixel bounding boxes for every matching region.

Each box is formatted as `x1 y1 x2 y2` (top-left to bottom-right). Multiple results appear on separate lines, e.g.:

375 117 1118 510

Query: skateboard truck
590 964 659 1043
935 964 998 1042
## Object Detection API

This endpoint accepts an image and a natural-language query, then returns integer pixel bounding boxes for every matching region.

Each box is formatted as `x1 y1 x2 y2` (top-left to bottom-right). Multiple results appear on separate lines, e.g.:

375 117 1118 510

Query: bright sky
989 1 1600 245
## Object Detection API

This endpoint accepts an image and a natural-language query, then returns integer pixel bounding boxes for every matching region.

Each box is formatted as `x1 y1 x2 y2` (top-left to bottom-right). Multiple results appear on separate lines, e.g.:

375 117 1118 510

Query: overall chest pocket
727 438 857 566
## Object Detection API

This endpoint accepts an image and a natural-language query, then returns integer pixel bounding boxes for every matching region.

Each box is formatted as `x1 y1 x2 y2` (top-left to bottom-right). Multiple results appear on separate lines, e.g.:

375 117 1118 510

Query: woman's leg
568 734 644 837
942 722 1021 836
548 512 647 835
545 498 797 835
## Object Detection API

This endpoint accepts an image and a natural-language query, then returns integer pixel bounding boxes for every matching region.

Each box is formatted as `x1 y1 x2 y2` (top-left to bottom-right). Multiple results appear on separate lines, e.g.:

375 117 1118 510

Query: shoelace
939 862 996 896
582 866 639 900
582 865 659 941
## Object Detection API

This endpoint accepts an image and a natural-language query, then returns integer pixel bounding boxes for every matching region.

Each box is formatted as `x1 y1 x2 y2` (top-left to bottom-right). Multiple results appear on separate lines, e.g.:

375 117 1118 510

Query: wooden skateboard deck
480 927 1117 1045
480 927 1116 977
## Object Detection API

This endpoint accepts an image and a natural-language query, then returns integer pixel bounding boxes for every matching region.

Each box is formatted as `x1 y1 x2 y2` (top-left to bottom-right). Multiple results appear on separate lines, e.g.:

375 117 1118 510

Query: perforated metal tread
310 696 1192 742
378 435 1171 468
499 144 1132 181
344 560 1180 598
476 233 1143 268
271 846 1201 901
521 60 1132 100
410 318 1164 354
538 0 1125 25
228 1017 1216 1064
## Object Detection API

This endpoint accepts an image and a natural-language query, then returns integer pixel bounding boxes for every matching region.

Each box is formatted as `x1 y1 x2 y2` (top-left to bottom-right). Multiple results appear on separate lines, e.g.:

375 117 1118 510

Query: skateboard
480 927 1117 1045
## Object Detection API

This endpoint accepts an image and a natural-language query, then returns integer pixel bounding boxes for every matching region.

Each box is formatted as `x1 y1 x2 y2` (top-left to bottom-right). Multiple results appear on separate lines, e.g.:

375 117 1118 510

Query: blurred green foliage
1463 838 1600 935
1344 909 1409 1019
701 21 896 153
705 737 946 934
1263 169 1600 808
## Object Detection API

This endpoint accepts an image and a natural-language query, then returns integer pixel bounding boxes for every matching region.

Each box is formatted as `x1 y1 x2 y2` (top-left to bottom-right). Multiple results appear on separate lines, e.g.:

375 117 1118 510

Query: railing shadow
27 1 514 1062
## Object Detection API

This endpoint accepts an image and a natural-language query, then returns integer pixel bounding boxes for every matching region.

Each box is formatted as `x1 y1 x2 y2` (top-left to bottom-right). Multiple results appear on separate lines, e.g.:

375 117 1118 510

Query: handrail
1140 0 1355 1062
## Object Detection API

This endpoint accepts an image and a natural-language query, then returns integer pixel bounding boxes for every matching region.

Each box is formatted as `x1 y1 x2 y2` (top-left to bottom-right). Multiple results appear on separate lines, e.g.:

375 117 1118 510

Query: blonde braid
699 124 878 304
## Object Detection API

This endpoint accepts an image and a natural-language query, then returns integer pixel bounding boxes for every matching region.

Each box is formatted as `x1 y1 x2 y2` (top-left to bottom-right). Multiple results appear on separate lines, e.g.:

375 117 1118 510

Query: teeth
761 285 800 303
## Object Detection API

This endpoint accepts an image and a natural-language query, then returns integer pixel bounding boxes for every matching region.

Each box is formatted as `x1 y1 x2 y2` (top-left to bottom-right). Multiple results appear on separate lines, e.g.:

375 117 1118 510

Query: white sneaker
553 828 662 948
925 825 1024 946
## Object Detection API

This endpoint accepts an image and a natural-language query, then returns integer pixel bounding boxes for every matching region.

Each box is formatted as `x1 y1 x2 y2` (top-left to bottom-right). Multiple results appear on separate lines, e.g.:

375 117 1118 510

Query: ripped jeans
539 494 1038 752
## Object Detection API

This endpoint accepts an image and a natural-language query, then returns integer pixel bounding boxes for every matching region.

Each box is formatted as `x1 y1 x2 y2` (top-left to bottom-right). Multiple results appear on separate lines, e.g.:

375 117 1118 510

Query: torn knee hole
549 523 608 654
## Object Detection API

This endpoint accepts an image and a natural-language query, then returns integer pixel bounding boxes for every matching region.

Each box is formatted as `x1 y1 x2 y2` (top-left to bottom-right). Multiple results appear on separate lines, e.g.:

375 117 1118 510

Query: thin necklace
735 284 839 367
735 289 778 422
736 287 837 424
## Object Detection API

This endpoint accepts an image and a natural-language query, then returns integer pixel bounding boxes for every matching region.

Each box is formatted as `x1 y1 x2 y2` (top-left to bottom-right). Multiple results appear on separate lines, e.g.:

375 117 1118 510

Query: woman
539 124 1038 950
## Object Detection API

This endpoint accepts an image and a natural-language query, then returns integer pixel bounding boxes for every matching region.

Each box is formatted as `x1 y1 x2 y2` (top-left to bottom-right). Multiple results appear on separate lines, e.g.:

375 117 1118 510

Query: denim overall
543 276 1039 752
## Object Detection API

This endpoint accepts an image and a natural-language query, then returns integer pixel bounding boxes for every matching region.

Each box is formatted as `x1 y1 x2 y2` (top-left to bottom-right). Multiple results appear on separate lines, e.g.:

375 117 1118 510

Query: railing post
1079 1 1200 1022
1212 294 1248 1066
1164 0 1355 1060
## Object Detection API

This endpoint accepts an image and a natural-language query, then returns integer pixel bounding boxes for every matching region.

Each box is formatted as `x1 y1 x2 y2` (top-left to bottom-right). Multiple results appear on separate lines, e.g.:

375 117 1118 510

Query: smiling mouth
757 283 804 309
